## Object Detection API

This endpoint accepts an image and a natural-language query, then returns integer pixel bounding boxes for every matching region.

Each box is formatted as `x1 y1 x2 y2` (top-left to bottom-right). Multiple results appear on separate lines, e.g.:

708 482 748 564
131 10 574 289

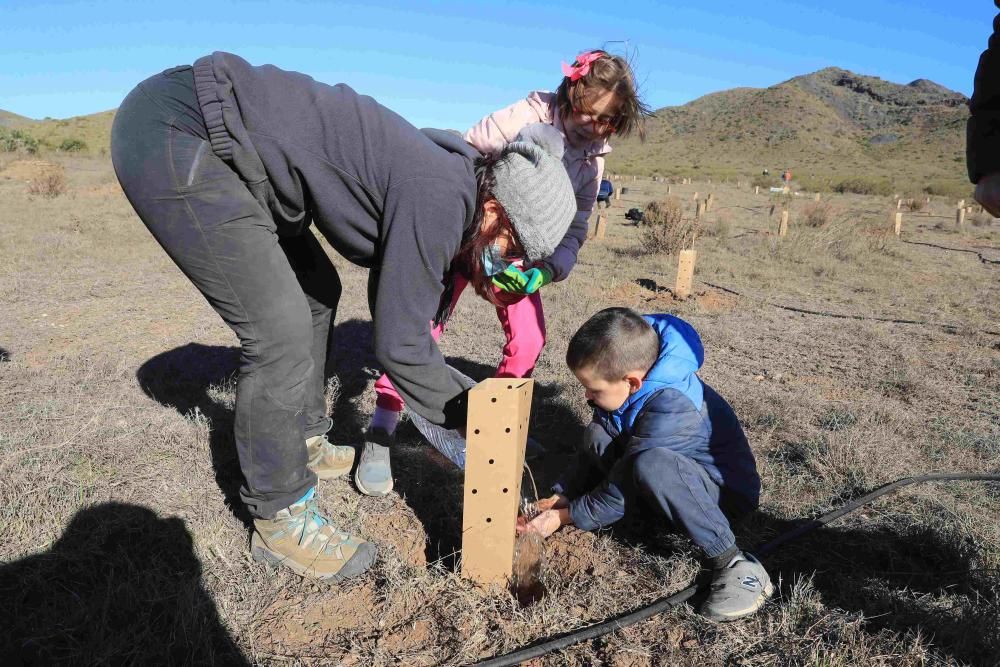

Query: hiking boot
306 434 355 480
251 488 376 581
354 428 394 496
699 552 774 621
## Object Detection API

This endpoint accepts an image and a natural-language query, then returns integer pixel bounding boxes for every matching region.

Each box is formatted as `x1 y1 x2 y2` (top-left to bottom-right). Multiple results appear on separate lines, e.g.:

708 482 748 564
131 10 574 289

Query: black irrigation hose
900 239 1000 266
697 280 1000 337
471 473 1000 667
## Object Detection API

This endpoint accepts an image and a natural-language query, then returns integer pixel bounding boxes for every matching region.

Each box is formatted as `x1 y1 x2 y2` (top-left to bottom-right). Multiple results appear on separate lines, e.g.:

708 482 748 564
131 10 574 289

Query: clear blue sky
0 0 993 129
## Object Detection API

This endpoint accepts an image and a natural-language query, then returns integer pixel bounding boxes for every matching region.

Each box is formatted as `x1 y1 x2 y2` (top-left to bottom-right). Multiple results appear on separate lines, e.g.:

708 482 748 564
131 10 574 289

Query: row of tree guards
459 181 983 590
595 177 980 301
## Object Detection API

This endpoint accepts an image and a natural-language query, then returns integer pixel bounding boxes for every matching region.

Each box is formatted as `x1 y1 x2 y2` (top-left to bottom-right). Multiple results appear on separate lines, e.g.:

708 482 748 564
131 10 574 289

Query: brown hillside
609 67 970 194
0 109 34 128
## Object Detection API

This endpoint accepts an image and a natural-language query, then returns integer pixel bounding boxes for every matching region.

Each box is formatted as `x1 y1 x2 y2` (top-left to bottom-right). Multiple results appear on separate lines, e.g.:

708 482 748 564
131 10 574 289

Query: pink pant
374 273 546 412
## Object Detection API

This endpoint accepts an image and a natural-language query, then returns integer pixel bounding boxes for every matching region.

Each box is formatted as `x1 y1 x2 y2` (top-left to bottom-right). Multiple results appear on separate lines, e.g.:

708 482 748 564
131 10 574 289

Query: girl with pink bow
358 50 651 492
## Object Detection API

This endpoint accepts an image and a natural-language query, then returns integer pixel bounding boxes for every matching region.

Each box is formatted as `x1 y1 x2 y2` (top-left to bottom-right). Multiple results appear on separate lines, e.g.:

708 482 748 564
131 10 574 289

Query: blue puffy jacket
555 314 761 531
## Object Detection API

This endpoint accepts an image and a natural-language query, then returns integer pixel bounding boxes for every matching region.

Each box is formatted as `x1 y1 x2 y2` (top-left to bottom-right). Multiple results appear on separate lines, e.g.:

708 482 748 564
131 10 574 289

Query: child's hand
517 509 566 539
535 494 569 512
492 266 552 295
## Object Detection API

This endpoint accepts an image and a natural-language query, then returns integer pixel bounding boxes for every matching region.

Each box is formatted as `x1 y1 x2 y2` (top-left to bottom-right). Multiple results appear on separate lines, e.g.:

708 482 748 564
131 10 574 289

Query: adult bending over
111 52 576 581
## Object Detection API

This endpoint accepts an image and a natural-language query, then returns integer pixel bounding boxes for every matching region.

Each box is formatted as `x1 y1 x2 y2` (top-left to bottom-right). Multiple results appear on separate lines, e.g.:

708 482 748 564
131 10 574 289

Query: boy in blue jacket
521 307 772 621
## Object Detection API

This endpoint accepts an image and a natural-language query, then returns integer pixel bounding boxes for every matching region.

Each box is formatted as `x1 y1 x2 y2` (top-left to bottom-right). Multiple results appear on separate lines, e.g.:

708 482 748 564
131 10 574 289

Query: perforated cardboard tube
675 249 696 299
461 378 534 585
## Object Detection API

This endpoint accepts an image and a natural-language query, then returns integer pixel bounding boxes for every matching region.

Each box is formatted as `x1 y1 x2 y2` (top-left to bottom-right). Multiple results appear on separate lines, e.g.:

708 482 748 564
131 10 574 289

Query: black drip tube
471 473 1000 667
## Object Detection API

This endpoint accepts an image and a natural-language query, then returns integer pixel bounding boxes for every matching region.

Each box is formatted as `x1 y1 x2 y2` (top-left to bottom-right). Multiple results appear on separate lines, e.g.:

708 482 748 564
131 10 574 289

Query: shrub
0 128 39 154
59 138 87 152
923 180 974 200
832 177 893 196
801 201 834 228
702 210 732 238
969 211 995 227
639 197 700 255
752 173 780 189
27 170 67 198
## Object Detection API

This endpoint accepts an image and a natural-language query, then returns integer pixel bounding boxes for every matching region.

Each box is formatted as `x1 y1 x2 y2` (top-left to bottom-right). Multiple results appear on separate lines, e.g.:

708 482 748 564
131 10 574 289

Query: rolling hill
0 67 971 193
607 67 970 194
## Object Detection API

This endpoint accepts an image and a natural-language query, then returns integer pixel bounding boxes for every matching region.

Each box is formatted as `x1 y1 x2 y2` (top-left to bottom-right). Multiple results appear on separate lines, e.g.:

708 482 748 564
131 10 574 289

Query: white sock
371 405 401 435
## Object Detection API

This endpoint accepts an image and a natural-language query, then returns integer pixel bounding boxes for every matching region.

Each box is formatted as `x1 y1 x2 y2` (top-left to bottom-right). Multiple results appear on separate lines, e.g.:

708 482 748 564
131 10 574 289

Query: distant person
520 308 771 621
111 52 577 581
365 50 651 491
781 168 792 185
969 3 1000 216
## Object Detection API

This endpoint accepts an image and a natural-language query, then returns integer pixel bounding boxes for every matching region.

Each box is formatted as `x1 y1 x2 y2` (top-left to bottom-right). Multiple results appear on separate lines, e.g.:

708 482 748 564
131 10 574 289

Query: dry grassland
0 156 998 666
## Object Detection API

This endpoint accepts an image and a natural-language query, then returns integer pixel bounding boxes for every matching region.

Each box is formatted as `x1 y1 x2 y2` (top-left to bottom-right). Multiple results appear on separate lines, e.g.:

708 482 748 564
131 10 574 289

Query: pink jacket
464 91 612 281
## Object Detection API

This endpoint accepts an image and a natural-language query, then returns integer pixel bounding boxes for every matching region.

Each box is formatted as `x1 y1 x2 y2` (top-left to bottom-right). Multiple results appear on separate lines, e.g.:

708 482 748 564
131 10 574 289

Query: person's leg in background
495 290 545 379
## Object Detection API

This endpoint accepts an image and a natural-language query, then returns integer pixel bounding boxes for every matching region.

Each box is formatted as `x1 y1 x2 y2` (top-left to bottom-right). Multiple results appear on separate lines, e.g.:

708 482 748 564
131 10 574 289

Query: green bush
0 128 39 154
59 138 87 152
923 180 974 200
832 177 893 196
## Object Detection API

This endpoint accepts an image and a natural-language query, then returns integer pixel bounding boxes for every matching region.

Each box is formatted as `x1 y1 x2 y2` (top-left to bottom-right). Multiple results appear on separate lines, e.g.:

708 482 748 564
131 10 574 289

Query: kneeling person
523 307 772 621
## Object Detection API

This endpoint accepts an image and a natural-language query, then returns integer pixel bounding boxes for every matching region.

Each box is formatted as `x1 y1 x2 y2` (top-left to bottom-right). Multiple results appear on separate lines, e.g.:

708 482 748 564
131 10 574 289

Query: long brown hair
555 50 652 139
453 155 523 308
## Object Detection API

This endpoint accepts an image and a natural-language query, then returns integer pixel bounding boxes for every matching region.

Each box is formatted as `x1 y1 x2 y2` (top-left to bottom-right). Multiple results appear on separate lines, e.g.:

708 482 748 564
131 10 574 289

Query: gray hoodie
192 51 478 427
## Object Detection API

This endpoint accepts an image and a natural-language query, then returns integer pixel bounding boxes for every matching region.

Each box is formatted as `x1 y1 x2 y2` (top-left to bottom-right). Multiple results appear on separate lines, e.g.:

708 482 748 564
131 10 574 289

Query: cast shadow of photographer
0 502 248 666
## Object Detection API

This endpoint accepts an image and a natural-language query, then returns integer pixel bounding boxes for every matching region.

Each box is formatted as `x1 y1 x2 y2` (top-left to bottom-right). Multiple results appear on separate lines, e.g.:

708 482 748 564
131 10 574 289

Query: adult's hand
975 171 1000 217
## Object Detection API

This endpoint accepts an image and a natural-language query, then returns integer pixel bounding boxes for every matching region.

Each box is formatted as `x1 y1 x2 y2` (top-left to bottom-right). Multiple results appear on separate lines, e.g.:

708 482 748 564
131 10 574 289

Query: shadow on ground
137 342 250 525
0 502 248 665
135 320 379 527
134 319 586 570
611 503 999 665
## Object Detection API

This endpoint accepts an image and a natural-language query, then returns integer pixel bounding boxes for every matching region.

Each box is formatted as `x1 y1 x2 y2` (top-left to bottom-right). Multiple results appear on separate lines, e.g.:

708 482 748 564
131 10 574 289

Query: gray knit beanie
491 123 576 262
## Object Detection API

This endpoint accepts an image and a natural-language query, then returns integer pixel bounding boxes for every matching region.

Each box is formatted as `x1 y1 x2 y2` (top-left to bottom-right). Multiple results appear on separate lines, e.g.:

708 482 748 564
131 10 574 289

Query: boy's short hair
567 307 659 379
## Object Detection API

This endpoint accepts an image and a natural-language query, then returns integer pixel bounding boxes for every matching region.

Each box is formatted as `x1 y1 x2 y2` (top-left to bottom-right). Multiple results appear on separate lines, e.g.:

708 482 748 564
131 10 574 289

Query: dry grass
1 157 999 666
25 166 67 198
640 196 700 255
800 200 835 228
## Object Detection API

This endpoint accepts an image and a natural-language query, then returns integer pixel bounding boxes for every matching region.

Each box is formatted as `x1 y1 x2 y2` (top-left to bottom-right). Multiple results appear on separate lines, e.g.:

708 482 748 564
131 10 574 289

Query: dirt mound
363 509 428 569
545 528 612 578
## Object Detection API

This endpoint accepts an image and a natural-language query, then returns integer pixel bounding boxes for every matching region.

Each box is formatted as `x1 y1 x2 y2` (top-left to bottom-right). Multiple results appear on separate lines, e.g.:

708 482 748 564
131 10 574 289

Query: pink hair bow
561 51 604 81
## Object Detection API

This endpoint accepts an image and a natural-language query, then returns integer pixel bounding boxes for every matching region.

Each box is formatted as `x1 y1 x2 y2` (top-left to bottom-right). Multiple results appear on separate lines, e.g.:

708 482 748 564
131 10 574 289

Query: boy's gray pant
629 447 752 558
111 66 338 519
